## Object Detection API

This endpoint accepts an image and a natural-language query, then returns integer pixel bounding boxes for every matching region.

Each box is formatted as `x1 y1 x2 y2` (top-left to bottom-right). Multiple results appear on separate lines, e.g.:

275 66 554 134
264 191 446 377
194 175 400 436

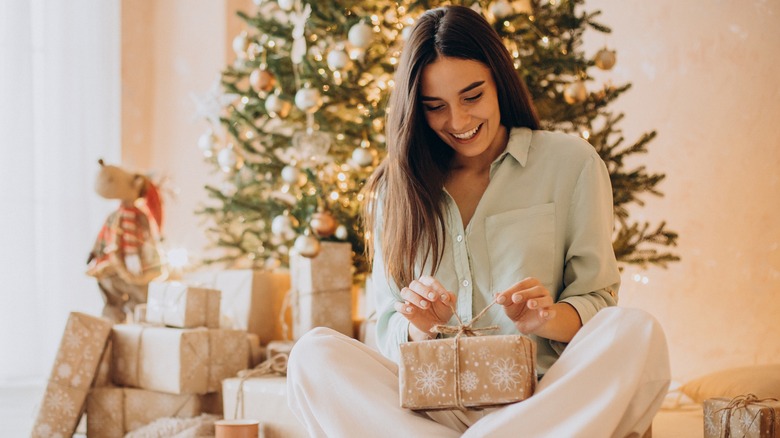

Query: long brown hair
363 5 540 289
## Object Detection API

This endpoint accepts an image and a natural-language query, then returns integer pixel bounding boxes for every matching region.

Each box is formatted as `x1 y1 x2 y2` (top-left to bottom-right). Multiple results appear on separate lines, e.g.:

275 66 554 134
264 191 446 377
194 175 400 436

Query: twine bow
234 353 289 420
428 298 500 411
715 393 778 438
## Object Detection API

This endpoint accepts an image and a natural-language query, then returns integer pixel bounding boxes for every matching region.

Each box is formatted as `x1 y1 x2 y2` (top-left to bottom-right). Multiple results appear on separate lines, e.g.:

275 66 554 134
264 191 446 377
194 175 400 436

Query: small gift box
86 387 204 437
703 395 780 437
146 281 220 328
111 324 248 394
399 334 536 410
32 312 112 438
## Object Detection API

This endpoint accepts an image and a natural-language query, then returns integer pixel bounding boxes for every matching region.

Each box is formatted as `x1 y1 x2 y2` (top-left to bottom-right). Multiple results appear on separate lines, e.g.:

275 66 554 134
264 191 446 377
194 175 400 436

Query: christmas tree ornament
250 67 276 93
247 42 263 60
490 0 514 20
232 32 250 57
563 80 588 104
294 84 323 113
594 48 617 70
190 76 240 129
289 3 312 64
271 212 297 240
219 181 238 198
294 229 321 258
281 165 301 184
264 256 281 270
334 224 348 240
348 21 374 49
310 209 338 238
514 0 534 14
401 26 413 41
348 47 366 62
198 129 218 157
294 129 332 162
352 146 374 167
265 92 292 118
217 144 242 172
327 48 350 71
277 0 294 11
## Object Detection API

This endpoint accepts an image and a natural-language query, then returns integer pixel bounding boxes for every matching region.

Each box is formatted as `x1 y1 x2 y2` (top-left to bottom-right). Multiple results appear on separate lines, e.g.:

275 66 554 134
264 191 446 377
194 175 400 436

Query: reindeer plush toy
86 159 166 322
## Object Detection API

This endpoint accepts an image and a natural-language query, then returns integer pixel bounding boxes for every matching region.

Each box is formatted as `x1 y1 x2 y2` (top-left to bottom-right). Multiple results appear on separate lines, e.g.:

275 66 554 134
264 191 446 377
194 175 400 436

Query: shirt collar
492 126 532 169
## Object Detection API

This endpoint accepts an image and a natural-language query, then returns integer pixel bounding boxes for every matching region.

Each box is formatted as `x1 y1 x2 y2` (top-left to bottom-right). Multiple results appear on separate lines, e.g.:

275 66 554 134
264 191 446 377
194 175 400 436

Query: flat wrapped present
290 241 353 339
399 334 536 410
222 374 307 438
32 312 112 438
86 387 204 437
184 269 291 344
111 324 248 394
703 395 780 437
146 281 220 328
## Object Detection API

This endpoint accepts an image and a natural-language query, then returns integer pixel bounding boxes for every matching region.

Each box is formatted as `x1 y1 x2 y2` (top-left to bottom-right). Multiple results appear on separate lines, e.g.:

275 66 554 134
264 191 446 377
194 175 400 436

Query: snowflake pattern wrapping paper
86 387 204 437
32 312 112 438
399 335 536 410
146 281 221 329
111 324 248 394
183 269 291 344
703 397 780 438
290 241 354 339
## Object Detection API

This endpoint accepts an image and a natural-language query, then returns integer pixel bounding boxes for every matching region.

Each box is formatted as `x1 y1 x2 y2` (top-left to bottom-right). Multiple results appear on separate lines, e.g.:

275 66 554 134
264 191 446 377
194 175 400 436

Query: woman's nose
449 105 471 131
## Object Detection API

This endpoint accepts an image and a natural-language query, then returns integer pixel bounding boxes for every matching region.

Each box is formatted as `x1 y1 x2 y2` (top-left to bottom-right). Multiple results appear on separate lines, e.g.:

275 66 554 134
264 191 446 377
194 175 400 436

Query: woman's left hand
495 277 556 335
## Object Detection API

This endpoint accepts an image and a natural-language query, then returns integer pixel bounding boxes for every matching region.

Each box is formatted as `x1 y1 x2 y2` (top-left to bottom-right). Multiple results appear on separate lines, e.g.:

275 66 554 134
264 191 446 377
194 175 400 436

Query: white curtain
0 0 120 383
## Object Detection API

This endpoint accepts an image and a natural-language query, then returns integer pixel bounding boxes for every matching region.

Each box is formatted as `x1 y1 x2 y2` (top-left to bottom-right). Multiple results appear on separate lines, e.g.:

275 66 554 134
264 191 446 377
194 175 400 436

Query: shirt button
462 279 470 287
456 234 463 242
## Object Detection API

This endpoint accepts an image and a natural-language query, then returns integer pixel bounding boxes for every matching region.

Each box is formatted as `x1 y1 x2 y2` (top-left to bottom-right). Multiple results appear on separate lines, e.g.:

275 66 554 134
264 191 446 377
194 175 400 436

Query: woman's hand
495 277 556 335
394 275 456 341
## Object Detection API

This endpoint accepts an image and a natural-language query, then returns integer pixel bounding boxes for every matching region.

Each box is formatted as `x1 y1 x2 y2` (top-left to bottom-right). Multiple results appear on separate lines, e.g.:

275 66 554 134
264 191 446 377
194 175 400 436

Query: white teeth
452 124 480 140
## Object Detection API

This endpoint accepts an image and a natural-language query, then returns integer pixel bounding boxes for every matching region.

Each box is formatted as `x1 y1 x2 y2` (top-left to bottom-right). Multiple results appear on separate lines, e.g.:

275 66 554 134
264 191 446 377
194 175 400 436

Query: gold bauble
310 210 338 238
250 68 276 93
594 48 617 70
563 81 588 104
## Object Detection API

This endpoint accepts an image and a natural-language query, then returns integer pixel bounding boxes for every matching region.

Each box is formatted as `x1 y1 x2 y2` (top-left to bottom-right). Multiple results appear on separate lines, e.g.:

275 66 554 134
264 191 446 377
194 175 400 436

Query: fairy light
330 191 340 201
581 130 590 140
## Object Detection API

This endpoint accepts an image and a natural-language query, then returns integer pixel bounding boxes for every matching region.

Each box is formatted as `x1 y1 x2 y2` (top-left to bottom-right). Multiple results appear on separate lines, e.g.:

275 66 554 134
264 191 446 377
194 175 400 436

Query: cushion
679 364 780 403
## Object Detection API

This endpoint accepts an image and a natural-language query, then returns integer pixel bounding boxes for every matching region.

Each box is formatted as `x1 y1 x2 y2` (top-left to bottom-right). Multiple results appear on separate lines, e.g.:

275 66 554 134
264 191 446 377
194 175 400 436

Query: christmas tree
193 0 678 280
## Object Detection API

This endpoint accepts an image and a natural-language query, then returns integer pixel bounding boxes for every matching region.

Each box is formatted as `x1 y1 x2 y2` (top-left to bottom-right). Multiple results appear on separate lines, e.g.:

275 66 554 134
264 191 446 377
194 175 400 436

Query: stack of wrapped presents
32 241 360 437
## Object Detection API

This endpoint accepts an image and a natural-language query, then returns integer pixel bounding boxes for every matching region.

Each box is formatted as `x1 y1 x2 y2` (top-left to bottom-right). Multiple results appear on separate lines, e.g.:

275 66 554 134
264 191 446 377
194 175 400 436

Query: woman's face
419 56 506 163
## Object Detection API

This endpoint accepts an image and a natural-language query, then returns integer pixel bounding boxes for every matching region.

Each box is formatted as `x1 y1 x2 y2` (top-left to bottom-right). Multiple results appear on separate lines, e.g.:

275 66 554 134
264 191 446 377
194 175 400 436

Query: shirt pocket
484 202 556 294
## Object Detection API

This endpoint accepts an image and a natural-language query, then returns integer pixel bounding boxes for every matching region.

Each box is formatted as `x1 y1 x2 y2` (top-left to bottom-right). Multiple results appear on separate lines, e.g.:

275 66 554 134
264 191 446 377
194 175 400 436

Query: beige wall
122 1 780 383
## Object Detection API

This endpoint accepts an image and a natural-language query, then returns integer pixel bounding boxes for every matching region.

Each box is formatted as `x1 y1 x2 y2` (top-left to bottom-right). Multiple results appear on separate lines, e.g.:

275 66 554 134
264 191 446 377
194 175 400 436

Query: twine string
234 353 289 420
714 393 778 438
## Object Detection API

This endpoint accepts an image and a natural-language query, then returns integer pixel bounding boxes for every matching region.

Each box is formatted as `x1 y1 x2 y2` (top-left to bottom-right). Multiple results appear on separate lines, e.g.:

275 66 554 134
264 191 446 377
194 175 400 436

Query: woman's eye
465 92 483 102
424 105 444 112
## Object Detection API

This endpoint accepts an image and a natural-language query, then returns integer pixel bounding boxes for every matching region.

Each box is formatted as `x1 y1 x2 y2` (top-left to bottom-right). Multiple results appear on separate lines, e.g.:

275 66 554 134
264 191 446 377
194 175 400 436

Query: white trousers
287 307 670 438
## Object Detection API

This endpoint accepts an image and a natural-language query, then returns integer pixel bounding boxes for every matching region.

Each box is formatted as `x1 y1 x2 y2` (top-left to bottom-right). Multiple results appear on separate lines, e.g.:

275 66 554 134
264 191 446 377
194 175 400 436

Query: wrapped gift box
399 335 536 410
222 376 307 438
246 333 264 368
703 396 780 437
184 269 291 344
290 242 353 339
146 281 220 328
111 324 248 394
32 312 112 438
86 387 204 437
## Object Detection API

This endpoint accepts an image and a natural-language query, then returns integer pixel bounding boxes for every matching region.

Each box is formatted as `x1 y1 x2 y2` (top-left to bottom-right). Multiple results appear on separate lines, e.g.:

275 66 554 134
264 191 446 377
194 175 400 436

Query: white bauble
348 22 374 49
327 49 349 71
294 233 321 258
563 81 588 104
265 93 292 118
334 224 348 240
281 165 300 184
490 0 513 20
295 85 323 113
277 0 294 11
232 32 249 56
217 146 238 172
352 147 374 167
219 181 237 198
198 130 217 156
271 214 295 240
401 26 413 41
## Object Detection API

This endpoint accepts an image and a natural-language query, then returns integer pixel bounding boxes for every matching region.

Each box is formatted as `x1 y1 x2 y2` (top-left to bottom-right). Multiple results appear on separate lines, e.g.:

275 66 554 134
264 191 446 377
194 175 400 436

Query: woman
288 6 670 437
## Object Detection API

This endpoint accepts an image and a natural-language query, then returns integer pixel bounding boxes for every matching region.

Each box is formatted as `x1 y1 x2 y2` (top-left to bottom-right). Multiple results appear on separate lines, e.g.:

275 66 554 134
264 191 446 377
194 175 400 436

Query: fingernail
406 306 413 313
427 292 435 300
542 311 549 318
528 300 536 308
512 295 522 303
440 294 448 302
420 301 428 308
496 295 506 304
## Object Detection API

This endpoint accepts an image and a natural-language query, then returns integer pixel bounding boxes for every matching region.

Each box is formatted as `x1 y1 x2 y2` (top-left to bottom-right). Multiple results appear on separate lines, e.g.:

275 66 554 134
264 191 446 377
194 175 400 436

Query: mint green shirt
371 127 620 374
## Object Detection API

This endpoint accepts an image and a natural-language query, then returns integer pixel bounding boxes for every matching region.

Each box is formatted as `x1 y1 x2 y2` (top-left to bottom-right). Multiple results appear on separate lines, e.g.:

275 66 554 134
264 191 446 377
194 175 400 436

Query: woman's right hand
393 275 456 341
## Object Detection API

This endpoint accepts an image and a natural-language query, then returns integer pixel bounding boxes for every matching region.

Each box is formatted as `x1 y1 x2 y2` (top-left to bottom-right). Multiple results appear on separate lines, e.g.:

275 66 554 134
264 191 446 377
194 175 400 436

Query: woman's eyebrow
420 81 485 101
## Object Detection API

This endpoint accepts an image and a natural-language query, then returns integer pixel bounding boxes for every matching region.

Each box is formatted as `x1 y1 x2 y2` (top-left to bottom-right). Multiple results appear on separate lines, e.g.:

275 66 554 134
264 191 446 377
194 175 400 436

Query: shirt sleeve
558 152 621 330
369 198 411 363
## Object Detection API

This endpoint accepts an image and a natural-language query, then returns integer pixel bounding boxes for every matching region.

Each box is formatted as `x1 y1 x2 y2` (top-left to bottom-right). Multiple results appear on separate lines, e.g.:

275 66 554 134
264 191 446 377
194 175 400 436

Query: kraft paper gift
222 356 307 438
704 395 780 437
32 312 112 438
399 334 537 410
146 281 220 328
290 241 353 339
184 269 291 344
111 324 248 394
86 387 203 437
